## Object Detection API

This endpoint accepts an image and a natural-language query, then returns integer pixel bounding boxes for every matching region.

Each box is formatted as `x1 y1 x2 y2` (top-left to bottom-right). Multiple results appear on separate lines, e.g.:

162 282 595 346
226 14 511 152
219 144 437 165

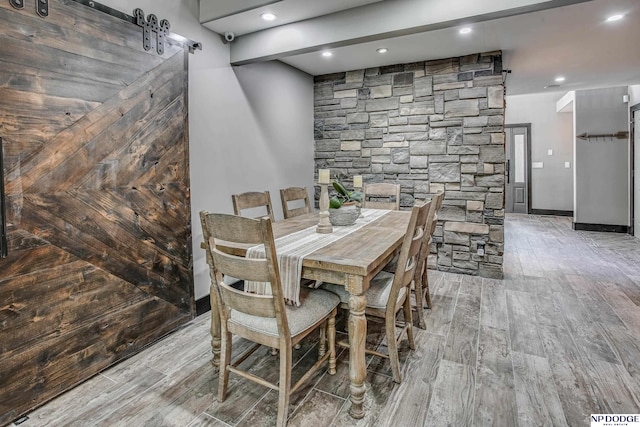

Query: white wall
505 92 573 211
629 84 640 106
99 0 315 300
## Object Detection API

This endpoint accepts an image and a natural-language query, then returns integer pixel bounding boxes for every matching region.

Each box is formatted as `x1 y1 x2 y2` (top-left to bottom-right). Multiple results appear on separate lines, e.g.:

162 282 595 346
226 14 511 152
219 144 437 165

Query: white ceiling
201 0 385 36
199 0 640 96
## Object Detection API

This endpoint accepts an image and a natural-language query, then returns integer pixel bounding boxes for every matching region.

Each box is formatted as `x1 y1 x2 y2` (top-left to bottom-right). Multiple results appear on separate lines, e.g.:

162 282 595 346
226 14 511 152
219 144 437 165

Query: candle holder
316 183 333 234
353 176 364 218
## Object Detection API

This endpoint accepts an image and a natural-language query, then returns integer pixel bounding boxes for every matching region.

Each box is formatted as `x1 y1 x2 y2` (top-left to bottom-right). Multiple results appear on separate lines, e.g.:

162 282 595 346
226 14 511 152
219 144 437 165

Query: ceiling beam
229 0 593 65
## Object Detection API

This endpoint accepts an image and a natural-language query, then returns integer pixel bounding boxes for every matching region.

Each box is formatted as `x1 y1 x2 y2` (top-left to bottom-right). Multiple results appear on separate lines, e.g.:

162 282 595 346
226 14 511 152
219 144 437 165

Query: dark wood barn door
0 1 194 423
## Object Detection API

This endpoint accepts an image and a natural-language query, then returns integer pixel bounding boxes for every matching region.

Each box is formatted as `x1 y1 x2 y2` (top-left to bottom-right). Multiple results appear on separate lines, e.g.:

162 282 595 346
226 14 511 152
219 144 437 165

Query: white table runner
245 208 391 306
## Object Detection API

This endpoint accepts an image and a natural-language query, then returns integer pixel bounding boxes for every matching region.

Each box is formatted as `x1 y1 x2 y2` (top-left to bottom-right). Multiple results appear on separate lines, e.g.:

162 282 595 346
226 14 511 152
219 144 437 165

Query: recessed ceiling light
261 12 276 21
459 27 472 34
376 48 388 54
322 51 333 57
606 14 624 22
555 76 566 82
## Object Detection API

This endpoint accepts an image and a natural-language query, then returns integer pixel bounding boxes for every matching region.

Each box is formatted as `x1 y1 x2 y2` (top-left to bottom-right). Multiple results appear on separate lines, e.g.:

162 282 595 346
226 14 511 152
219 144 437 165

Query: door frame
630 103 639 236
505 123 532 214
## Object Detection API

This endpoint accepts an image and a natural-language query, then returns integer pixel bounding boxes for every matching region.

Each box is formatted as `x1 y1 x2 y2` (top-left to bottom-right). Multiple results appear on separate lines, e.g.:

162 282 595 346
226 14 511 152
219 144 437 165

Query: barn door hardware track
70 0 202 53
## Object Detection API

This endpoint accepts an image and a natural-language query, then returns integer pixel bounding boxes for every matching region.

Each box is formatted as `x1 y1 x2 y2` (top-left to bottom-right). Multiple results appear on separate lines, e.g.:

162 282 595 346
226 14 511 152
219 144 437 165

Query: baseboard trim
195 295 211 316
572 222 629 233
530 209 573 217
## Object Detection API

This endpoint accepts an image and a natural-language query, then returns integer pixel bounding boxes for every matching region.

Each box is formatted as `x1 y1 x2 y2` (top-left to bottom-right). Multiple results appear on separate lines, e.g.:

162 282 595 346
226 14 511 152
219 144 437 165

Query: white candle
353 175 362 188
318 169 330 184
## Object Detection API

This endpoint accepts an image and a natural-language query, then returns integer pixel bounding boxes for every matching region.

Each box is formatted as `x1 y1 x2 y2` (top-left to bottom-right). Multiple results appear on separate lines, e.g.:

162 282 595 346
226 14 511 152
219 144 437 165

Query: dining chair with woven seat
362 182 401 210
232 190 275 221
200 212 340 427
280 187 311 219
319 201 430 383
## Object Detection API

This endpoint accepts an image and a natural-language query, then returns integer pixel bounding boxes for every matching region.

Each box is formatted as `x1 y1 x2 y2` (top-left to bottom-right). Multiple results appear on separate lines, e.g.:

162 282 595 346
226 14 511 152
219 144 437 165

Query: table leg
348 292 367 419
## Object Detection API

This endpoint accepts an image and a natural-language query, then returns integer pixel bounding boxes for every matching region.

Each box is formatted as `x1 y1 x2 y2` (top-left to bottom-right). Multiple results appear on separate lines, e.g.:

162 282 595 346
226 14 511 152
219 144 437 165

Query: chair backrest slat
280 187 311 219
363 183 400 210
200 211 289 330
212 249 271 283
232 191 275 221
219 282 276 318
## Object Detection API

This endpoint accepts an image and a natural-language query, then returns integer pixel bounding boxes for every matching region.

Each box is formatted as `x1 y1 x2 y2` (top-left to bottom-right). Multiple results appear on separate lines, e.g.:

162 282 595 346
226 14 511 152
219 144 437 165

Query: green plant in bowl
329 178 363 209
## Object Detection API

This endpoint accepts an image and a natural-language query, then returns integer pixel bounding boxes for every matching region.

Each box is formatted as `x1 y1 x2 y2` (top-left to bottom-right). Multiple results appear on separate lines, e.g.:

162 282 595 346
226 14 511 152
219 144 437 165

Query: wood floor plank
22 374 117 426
581 357 640 414
433 277 461 297
241 388 345 427
533 293 568 329
480 278 508 330
599 323 640 380
60 368 166 426
424 359 475 426
186 414 231 427
512 351 569 427
565 275 626 326
554 292 621 365
459 275 482 297
473 326 518 427
442 293 480 367
423 294 456 337
376 333 445 426
538 324 600 426
506 290 545 357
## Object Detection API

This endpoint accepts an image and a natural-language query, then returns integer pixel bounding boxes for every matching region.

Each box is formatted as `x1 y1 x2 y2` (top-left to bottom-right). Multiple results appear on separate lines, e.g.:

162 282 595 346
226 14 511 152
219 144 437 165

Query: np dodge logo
591 414 640 426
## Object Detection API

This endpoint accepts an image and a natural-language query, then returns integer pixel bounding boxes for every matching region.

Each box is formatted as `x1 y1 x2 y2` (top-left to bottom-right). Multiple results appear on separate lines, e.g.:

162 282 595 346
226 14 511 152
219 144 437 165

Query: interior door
505 125 530 213
0 2 194 423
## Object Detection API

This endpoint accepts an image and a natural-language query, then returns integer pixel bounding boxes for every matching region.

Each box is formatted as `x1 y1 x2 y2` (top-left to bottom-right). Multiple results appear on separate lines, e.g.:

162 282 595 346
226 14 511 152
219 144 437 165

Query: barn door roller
134 8 170 55
36 0 48 17
9 0 48 17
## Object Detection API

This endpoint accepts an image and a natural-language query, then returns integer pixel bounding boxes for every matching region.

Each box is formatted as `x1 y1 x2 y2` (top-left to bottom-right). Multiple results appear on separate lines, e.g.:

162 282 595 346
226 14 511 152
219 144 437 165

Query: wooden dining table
208 209 411 419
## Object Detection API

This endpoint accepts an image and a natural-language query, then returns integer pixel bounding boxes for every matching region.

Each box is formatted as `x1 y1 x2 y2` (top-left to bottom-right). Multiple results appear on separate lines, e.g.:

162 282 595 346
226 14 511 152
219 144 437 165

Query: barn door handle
506 160 510 184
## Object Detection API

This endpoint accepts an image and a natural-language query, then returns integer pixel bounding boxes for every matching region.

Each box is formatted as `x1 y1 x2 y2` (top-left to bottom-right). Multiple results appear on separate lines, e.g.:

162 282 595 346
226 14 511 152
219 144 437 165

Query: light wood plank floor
16 214 640 426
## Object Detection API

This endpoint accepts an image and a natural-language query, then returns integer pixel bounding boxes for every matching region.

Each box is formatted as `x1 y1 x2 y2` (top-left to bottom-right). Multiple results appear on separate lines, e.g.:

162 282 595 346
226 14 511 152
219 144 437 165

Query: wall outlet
477 242 485 256
565 161 571 168
548 149 553 156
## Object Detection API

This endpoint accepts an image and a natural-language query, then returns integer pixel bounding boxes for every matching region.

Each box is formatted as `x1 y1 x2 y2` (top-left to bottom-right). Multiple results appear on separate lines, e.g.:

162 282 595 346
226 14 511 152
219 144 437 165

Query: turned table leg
348 292 367 419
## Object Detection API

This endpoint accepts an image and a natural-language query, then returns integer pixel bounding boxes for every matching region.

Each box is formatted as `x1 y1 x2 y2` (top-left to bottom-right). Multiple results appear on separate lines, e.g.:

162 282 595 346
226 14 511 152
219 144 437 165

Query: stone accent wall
313 52 505 279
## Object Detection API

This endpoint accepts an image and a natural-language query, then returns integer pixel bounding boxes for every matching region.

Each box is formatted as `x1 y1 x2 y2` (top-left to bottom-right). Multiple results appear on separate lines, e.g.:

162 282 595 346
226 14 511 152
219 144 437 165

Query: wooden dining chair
417 191 444 313
280 187 311 219
200 212 340 427
362 182 401 210
413 191 444 328
320 201 430 383
232 191 275 221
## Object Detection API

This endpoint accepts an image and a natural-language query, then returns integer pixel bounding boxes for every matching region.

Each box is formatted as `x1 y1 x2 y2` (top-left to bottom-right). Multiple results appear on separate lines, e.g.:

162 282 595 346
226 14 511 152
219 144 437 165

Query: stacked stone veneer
313 52 505 279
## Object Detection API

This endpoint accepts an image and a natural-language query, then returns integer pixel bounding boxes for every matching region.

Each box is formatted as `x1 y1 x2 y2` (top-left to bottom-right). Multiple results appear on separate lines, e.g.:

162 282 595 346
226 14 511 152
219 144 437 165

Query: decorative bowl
329 205 361 226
